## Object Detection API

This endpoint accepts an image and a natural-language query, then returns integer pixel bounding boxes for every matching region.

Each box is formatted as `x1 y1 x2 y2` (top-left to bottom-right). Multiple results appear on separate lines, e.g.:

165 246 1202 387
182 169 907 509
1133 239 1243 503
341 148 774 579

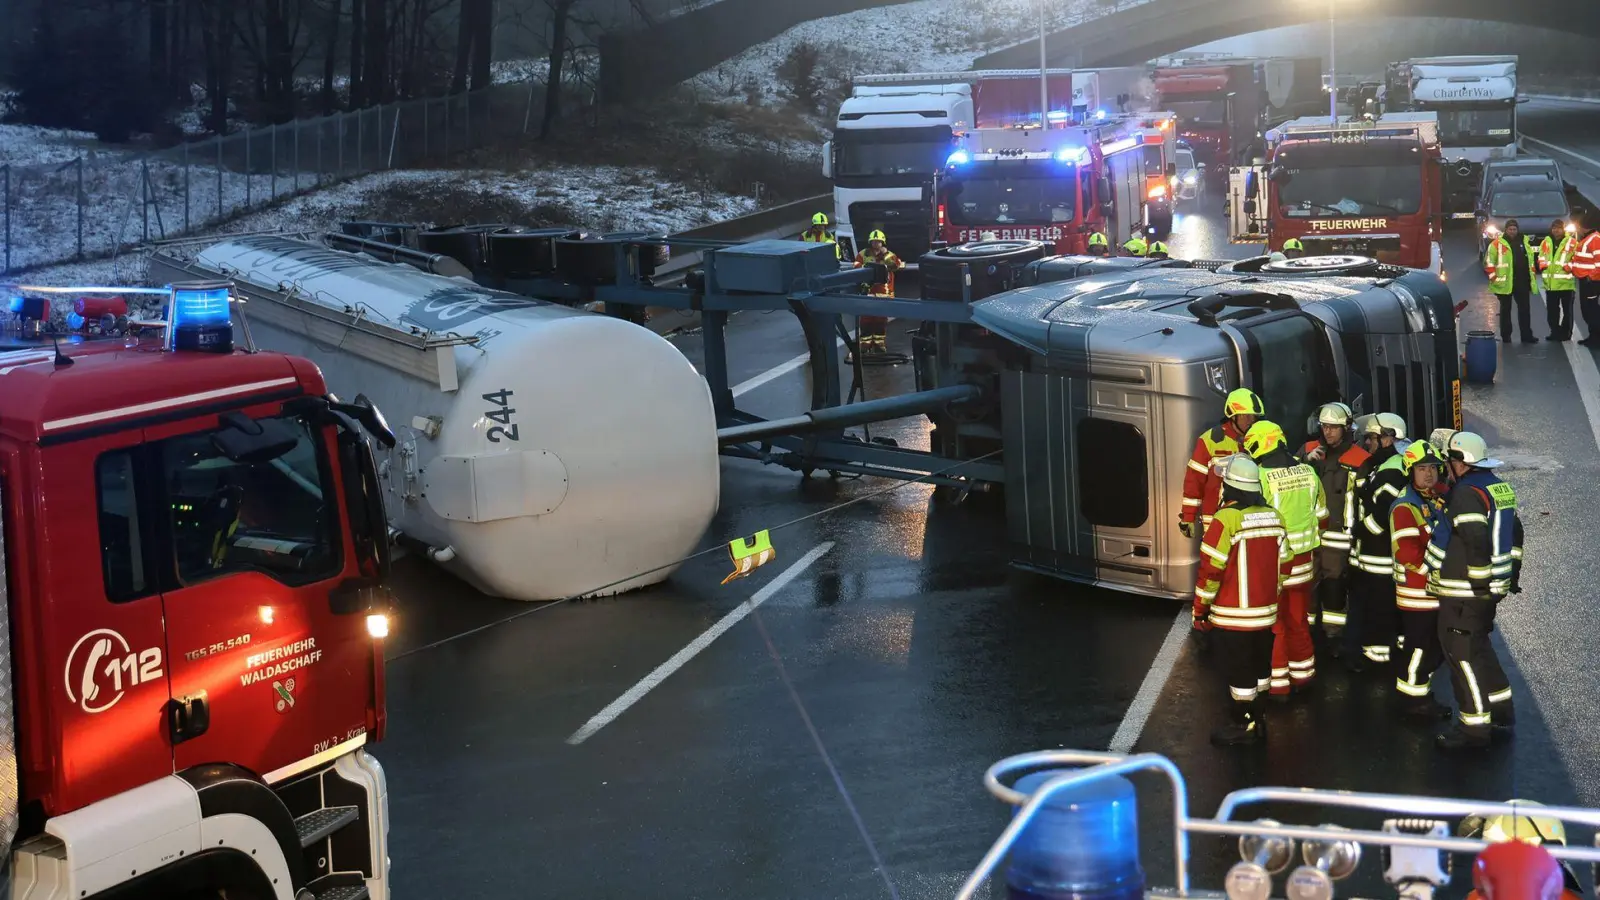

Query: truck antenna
50 335 74 367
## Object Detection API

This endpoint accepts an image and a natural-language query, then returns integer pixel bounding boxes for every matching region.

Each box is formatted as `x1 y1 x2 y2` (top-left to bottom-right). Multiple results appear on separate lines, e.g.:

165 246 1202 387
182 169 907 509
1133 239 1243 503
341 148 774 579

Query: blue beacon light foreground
168 281 235 353
1006 770 1144 900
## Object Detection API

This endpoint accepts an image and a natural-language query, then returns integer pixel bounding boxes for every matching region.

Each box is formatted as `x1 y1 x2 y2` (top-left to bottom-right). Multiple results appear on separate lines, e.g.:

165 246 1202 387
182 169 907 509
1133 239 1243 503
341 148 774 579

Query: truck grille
848 202 932 262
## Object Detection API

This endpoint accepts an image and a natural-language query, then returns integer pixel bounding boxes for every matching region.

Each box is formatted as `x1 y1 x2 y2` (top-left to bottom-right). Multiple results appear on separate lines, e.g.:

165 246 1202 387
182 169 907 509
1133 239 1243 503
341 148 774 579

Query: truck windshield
946 171 1076 225
1163 99 1226 126
163 415 339 586
835 127 951 178
1278 165 1423 218
1422 106 1515 146
1490 191 1566 218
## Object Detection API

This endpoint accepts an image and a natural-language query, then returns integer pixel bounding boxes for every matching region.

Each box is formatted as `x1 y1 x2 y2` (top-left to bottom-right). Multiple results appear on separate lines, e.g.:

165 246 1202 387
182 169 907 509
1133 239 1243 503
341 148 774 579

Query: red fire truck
0 281 395 899
1154 61 1264 167
1227 113 1445 275
938 122 1155 255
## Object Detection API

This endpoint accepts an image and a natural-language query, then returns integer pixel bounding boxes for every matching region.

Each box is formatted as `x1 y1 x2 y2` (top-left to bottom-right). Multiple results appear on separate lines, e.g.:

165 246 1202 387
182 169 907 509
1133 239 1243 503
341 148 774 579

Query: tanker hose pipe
429 545 458 564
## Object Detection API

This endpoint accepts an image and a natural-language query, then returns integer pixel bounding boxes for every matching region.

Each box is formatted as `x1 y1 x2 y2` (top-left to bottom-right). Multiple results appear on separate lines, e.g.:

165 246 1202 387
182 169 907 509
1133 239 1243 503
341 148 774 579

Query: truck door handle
167 692 210 744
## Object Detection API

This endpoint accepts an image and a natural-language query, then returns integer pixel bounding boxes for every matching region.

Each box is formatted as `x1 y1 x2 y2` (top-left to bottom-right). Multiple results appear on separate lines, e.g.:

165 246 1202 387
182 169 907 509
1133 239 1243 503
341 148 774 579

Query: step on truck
1227 113 1445 276
0 281 395 899
1387 55 1520 217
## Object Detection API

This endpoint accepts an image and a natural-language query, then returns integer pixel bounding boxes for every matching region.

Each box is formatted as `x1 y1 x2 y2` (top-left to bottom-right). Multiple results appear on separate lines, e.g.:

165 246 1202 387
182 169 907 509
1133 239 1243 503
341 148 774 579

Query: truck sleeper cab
0 289 395 900
963 252 1460 598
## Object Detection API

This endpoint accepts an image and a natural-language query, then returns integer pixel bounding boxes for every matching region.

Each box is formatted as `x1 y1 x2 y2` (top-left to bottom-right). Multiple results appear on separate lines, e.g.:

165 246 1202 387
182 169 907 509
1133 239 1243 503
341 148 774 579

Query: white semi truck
1395 56 1520 216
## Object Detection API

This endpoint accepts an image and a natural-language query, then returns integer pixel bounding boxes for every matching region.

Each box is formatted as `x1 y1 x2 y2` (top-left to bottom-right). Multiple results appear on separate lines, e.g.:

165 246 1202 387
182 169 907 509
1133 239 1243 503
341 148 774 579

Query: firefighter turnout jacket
1182 421 1246 531
1573 231 1600 283
1259 457 1328 587
854 248 904 297
1539 234 1577 291
1300 438 1369 561
1425 470 1524 600
1194 503 1294 631
1353 448 1408 576
1391 485 1447 611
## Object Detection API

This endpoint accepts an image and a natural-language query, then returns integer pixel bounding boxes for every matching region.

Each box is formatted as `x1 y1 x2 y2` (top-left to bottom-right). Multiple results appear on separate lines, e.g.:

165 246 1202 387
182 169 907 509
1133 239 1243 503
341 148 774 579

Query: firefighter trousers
1580 279 1600 343
1215 627 1274 722
1439 595 1514 735
1346 569 1398 666
1271 577 1315 694
1313 571 1348 633
1395 607 1443 699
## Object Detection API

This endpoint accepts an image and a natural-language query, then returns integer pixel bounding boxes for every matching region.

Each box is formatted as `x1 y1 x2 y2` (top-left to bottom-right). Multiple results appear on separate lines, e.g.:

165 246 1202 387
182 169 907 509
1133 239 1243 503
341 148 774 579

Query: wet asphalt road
372 122 1600 899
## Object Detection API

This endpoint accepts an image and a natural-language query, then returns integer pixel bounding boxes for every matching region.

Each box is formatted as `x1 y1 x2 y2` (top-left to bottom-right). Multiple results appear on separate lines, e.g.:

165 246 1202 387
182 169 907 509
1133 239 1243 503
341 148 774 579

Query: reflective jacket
1573 231 1600 282
1484 234 1537 294
1425 469 1524 600
803 229 842 260
1390 485 1447 611
854 249 904 297
1181 421 1244 529
1299 438 1370 558
1258 455 1328 587
1539 234 1577 292
1352 448 1407 575
1194 502 1293 631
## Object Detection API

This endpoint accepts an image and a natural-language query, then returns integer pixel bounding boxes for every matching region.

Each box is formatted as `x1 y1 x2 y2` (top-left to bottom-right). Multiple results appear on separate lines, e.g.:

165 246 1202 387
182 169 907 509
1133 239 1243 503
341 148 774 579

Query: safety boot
1490 701 1516 741
1396 695 1451 721
1435 725 1492 752
1211 706 1266 746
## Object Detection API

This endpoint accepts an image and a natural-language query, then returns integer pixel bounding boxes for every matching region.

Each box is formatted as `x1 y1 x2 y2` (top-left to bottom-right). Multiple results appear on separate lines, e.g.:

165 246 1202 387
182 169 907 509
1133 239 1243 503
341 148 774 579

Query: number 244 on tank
482 390 519 442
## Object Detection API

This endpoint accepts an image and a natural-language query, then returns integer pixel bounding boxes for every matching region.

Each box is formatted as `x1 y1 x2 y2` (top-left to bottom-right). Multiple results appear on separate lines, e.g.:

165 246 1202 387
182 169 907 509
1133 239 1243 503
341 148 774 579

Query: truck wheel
1260 254 1387 277
1150 214 1174 237
920 240 1050 302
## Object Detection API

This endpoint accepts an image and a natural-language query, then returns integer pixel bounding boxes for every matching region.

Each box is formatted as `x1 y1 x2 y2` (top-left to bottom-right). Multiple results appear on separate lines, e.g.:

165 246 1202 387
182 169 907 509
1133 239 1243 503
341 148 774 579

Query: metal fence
1 79 547 276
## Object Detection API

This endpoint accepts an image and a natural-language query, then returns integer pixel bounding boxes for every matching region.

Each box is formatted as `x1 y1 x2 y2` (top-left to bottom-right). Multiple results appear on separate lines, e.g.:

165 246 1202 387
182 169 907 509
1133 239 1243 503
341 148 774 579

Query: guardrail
656 192 830 279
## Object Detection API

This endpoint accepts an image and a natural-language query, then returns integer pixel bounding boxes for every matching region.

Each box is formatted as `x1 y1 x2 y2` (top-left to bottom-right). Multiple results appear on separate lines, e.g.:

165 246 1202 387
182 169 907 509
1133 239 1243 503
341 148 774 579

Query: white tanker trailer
153 234 720 602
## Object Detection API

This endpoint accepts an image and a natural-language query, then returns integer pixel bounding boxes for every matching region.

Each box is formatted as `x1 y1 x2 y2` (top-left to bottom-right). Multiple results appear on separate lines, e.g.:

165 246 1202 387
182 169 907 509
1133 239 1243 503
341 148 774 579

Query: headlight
1183 172 1198 185
1148 184 1168 199
1483 224 1500 237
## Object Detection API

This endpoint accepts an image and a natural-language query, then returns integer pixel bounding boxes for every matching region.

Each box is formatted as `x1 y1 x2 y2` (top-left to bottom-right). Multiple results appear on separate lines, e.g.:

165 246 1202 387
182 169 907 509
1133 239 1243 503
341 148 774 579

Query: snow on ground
688 0 1132 106
1 123 101 167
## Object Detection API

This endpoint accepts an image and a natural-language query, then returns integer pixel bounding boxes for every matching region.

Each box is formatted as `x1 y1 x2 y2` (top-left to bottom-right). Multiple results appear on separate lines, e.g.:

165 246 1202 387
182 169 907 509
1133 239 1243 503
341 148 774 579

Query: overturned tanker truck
159 226 1460 604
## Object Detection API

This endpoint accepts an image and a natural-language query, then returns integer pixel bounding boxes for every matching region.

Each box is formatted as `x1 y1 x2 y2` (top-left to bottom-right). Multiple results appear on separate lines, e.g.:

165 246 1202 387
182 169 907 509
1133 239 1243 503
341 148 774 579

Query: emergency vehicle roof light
1095 109 1108 120
1008 769 1144 899
1047 110 1069 123
947 149 971 166
167 281 235 354
1056 146 1088 164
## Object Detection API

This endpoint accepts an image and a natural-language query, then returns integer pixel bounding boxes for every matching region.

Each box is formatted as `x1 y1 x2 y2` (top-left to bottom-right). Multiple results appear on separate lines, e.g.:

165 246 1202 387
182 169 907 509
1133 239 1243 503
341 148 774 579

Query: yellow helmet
1088 232 1109 247
812 212 830 226
1472 801 1568 847
1224 388 1265 419
868 229 887 243
1148 241 1169 255
1401 439 1443 473
1283 238 1306 252
1242 420 1286 458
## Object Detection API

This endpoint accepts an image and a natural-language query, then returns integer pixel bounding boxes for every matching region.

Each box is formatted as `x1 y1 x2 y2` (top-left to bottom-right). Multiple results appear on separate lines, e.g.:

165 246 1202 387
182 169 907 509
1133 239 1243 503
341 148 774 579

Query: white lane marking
732 343 840 397
1523 135 1600 171
565 542 836 745
1107 610 1192 753
1561 329 1600 455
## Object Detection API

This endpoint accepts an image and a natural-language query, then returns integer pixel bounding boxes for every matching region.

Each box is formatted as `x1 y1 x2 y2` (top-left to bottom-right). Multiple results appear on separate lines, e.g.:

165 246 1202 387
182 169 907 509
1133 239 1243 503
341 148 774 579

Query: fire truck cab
1227 113 1445 276
0 282 395 899
939 122 1153 256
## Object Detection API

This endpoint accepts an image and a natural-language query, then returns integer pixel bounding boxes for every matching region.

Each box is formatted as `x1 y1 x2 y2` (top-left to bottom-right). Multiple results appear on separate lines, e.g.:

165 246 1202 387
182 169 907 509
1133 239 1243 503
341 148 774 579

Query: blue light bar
1095 109 1108 121
1046 110 1069 122
946 149 971 166
167 281 234 353
1055 146 1088 163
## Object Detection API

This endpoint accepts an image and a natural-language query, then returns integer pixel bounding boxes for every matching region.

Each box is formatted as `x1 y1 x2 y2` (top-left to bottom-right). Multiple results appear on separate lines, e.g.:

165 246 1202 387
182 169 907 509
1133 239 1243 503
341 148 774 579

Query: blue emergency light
1007 769 1145 900
167 281 234 353
947 149 971 167
6 296 23 313
1055 146 1088 164
1095 109 1108 121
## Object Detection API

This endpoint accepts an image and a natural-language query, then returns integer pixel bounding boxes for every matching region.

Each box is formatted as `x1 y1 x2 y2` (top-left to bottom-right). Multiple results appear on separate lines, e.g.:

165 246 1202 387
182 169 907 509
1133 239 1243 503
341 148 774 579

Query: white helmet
1364 412 1407 440
1447 431 1501 468
1429 427 1458 453
1317 402 1353 427
1222 455 1262 491
1352 413 1377 437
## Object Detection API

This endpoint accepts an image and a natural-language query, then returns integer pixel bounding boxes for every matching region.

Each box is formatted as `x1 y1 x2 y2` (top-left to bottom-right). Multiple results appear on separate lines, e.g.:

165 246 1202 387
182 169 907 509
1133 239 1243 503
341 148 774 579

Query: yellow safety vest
1484 235 1537 294
1539 235 1576 291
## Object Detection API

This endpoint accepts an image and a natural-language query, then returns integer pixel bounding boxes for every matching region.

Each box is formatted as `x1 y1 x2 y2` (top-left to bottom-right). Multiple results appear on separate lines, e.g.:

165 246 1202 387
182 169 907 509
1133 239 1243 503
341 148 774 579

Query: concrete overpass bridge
976 0 1600 69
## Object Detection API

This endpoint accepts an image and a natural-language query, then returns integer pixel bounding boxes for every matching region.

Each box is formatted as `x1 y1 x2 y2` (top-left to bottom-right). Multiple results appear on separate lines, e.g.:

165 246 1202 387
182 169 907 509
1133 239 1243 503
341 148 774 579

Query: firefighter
1123 233 1149 257
1147 240 1171 260
1573 211 1600 347
1429 431 1523 751
1087 232 1110 256
1283 238 1306 259
1347 412 1408 671
1390 439 1451 720
1484 218 1539 344
1300 402 1370 645
1245 420 1327 698
1179 388 1263 539
853 229 903 354
1193 455 1294 746
1539 220 1576 342
803 212 842 261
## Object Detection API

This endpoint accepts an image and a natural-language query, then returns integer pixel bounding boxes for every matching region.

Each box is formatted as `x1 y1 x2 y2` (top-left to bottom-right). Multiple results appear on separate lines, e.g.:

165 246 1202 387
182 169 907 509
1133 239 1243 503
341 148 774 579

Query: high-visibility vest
1181 421 1244 528
1484 235 1537 294
1538 235 1577 291
803 230 842 260
1390 487 1445 611
1193 503 1292 631
1425 470 1523 600
854 249 903 296
1573 232 1600 282
1259 460 1327 587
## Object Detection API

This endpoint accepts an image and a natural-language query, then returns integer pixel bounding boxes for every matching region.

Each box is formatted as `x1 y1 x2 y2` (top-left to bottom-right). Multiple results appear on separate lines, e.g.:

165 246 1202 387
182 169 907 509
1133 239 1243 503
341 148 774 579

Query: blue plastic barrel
1006 770 1144 900
1464 330 1498 385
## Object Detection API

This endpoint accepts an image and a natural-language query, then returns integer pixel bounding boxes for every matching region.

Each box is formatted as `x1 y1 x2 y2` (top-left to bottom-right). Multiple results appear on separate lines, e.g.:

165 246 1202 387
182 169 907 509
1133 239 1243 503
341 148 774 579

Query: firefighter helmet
1224 388 1265 419
1148 240 1170 257
812 212 830 226
1447 431 1501 468
1242 420 1287 458
1364 412 1407 440
1283 238 1306 252
1088 232 1109 248
867 229 887 243
1429 427 1458 453
1402 439 1443 473
1316 402 1353 427
1222 455 1262 491
1482 805 1568 847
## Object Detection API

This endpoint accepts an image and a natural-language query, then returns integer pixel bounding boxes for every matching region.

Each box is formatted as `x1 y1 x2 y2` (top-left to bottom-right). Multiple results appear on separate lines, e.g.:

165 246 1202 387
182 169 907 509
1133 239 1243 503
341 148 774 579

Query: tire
919 240 1050 302
1260 254 1386 277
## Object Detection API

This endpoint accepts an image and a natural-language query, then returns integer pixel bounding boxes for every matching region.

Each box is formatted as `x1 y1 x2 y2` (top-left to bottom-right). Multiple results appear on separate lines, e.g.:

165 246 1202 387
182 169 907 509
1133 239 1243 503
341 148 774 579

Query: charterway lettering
1309 218 1390 232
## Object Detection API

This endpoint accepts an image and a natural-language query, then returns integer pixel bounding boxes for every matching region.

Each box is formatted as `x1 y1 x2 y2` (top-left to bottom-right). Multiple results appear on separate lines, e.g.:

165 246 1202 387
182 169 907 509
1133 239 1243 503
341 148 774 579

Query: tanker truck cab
965 253 1460 598
0 283 395 899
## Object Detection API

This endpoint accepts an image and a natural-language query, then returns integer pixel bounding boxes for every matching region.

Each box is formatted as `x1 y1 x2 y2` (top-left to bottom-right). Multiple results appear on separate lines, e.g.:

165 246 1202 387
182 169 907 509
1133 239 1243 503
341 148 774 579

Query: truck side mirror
330 394 396 448
1098 175 1112 203
1166 162 1178 177
212 412 299 463
1243 199 1257 216
1269 166 1292 186
1244 170 1259 200
822 140 834 179
337 424 393 583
